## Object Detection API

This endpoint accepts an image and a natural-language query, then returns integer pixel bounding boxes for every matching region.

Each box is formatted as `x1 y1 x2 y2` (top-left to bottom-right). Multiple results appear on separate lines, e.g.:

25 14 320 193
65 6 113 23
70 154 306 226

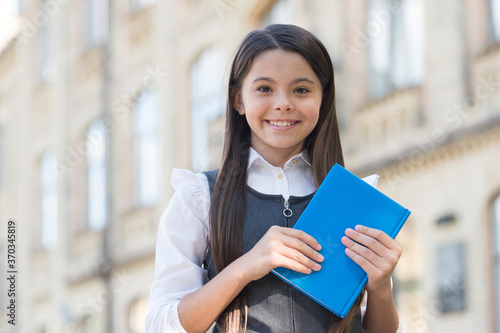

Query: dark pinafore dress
203 170 363 333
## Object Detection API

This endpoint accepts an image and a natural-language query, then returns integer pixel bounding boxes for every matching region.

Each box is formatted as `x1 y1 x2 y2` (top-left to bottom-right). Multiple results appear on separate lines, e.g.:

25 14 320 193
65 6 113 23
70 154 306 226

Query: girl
146 24 403 333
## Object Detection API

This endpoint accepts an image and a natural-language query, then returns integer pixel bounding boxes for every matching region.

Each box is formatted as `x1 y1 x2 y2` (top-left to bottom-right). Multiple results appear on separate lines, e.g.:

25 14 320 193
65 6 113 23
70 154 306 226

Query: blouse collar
247 147 312 171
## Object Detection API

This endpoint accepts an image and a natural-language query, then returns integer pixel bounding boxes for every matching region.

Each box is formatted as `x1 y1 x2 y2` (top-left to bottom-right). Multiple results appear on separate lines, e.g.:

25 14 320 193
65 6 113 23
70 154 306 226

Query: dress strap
202 169 219 196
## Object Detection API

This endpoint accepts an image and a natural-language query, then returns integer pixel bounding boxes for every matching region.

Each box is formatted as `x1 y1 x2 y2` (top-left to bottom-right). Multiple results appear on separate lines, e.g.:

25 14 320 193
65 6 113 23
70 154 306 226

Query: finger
281 228 322 251
277 256 316 275
279 247 322 272
344 247 378 276
341 235 382 268
344 228 387 257
354 225 400 252
281 234 324 263
343 235 400 279
345 246 397 284
264 227 322 272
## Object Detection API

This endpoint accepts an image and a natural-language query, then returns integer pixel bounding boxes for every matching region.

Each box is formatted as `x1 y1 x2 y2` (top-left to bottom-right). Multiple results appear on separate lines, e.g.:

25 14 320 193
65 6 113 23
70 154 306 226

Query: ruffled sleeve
362 174 379 188
145 169 211 333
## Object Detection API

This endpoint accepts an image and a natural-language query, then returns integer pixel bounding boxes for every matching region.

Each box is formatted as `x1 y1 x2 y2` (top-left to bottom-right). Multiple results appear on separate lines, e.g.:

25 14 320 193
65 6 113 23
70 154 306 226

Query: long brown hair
209 24 361 332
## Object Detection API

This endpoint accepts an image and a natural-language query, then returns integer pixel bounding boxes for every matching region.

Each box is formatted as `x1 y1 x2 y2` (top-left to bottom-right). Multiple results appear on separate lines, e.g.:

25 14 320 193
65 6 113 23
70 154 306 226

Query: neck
253 145 303 169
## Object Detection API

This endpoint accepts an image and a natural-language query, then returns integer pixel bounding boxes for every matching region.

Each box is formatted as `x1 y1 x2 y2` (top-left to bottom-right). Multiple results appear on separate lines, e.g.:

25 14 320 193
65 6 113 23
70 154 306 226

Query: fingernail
355 225 363 232
345 248 352 255
314 263 321 270
341 236 350 245
317 253 324 261
345 228 353 236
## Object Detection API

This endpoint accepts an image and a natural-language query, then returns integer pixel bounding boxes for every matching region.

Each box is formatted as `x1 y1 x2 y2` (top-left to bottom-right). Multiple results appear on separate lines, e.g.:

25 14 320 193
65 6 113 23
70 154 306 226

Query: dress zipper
283 199 293 217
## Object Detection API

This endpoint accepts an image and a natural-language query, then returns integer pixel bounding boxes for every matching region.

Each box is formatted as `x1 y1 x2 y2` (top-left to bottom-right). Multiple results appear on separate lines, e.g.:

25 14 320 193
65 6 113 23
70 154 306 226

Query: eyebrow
252 76 316 85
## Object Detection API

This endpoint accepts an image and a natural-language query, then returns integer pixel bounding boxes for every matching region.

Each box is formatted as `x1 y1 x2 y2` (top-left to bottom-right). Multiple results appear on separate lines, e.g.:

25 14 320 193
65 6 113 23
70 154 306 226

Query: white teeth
269 121 295 127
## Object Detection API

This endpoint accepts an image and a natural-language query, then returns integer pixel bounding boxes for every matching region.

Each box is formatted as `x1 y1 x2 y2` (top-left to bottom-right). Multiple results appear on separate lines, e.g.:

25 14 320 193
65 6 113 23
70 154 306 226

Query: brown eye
257 86 272 93
295 87 310 94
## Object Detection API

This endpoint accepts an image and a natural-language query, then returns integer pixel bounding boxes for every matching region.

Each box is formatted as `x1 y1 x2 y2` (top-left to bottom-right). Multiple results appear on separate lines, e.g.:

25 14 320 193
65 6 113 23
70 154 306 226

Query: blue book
271 164 411 318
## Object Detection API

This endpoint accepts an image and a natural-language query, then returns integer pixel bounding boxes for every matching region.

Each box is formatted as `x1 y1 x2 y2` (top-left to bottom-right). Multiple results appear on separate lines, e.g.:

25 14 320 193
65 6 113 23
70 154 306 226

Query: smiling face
234 49 323 167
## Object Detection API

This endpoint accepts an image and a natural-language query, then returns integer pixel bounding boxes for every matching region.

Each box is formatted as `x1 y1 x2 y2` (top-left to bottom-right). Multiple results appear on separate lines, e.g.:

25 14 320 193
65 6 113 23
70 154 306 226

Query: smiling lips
266 120 299 127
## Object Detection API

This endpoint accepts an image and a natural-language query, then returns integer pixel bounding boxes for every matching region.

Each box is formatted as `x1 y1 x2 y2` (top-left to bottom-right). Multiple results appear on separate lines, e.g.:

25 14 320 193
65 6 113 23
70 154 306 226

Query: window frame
133 89 160 207
38 0 51 82
84 0 109 49
189 46 225 171
490 0 500 42
40 152 58 250
436 241 467 313
367 0 425 99
86 120 109 230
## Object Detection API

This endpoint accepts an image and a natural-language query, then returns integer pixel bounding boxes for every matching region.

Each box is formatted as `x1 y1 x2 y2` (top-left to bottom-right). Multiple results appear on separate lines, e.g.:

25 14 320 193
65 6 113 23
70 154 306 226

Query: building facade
0 0 499 332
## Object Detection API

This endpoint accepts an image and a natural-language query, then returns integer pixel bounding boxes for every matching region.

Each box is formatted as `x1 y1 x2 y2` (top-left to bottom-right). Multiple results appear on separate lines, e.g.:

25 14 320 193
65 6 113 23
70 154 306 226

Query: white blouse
145 148 402 333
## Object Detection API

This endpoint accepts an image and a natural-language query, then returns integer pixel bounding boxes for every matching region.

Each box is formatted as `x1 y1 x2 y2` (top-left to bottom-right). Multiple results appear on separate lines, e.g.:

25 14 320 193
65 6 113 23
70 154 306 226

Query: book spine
389 209 411 239
341 275 368 318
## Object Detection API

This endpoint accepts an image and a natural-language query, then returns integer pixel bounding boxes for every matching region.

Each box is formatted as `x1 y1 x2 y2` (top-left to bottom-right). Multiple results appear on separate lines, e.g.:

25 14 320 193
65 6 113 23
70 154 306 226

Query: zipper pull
283 199 293 218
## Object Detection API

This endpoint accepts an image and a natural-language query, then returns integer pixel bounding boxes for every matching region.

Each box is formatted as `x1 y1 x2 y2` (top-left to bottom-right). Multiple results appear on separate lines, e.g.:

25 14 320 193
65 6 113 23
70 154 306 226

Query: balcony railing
347 86 423 166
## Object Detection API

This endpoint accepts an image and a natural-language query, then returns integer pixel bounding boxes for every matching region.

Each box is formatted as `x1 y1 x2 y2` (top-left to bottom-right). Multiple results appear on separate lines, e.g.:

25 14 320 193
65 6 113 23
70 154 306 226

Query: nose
273 93 293 112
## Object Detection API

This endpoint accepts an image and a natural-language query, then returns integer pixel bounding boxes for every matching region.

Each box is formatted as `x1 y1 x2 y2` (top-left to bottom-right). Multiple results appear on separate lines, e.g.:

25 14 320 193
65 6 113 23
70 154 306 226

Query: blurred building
0 0 499 332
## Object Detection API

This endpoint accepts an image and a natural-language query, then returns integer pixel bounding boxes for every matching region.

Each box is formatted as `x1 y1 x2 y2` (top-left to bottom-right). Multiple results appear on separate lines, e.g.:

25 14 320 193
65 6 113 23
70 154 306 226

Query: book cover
271 164 411 318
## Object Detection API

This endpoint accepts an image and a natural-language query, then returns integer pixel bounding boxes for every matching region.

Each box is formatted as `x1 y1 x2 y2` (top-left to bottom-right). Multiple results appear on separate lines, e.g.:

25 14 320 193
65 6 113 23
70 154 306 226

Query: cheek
301 100 321 121
246 97 268 110
244 98 268 118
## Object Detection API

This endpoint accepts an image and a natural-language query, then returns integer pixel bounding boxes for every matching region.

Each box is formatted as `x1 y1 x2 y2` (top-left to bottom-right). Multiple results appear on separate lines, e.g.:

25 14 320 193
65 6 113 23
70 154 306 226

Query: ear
233 92 245 115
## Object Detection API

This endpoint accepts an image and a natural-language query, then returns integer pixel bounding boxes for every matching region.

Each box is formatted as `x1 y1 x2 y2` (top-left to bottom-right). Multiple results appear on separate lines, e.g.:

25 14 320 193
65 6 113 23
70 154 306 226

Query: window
85 0 108 48
0 1 21 51
493 195 500 330
368 0 425 98
0 1 20 35
133 89 160 207
40 152 58 250
131 0 156 11
261 0 294 25
86 120 108 230
39 1 50 82
491 0 500 41
190 46 225 171
7 0 19 14
39 25 50 81
437 242 466 313
128 297 148 333
0 1 20 27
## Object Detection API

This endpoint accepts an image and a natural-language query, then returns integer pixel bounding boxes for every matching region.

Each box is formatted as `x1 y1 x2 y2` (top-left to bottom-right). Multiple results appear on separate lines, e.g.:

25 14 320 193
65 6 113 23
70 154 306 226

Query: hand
341 225 402 294
237 225 324 282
